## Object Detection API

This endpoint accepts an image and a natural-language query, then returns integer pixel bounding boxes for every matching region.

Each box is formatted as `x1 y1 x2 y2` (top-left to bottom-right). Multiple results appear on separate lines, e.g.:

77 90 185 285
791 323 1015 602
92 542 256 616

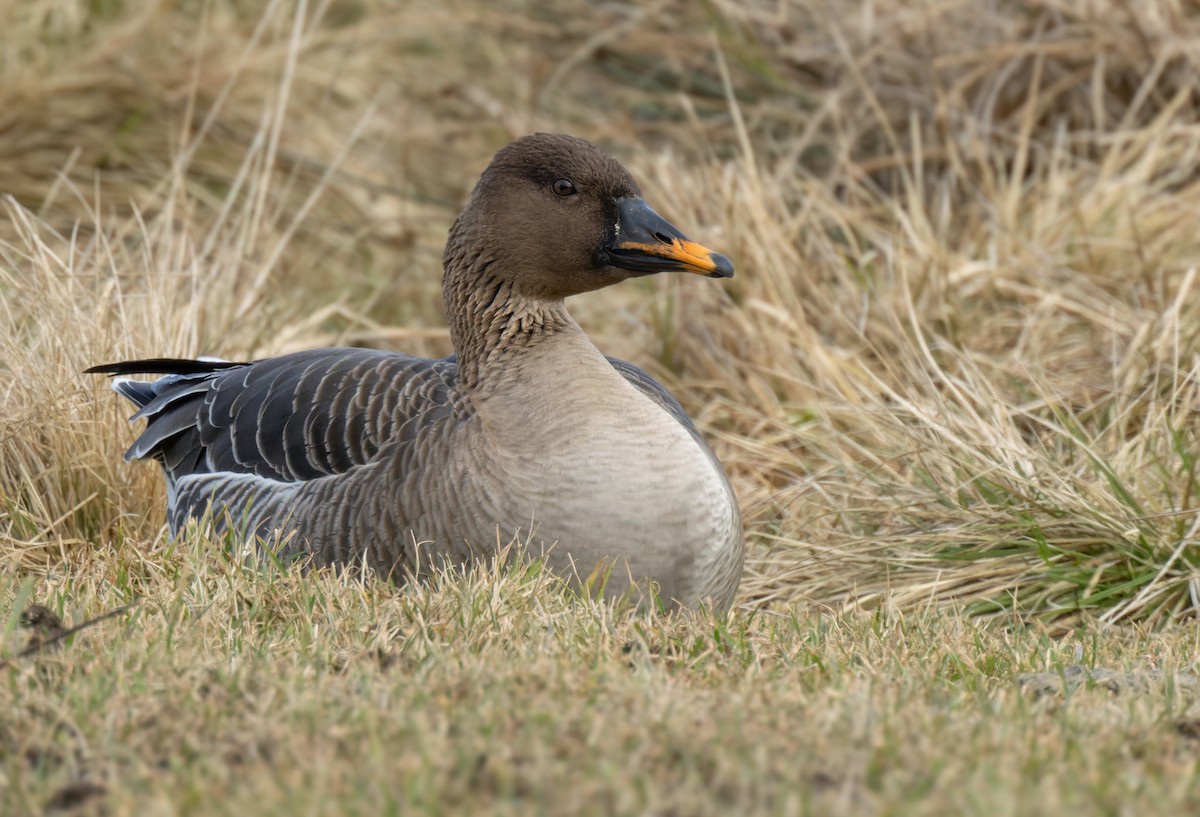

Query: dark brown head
444 133 733 301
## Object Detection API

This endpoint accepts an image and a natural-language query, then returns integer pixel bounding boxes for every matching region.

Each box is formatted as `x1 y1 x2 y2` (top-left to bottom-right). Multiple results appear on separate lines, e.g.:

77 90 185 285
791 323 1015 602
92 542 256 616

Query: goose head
444 133 734 302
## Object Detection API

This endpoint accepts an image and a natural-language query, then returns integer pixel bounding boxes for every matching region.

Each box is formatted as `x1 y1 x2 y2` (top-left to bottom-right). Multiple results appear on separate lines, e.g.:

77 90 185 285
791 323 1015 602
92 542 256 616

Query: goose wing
87 348 460 485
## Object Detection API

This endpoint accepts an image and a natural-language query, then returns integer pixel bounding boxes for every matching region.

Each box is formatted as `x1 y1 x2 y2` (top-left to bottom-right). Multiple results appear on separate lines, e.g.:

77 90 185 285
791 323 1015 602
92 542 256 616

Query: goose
88 133 743 611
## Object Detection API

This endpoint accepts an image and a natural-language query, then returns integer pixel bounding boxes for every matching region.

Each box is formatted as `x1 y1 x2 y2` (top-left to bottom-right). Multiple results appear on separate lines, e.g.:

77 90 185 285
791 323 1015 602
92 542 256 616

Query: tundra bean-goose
88 133 743 611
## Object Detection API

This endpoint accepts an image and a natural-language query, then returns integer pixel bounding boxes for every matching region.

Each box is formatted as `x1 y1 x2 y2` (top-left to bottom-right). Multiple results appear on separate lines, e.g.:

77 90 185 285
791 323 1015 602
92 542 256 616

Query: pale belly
443 386 742 609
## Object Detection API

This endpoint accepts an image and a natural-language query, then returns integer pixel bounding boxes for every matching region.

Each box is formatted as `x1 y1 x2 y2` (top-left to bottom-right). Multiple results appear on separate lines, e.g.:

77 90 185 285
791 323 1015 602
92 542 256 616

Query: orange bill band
612 239 726 276
607 197 735 279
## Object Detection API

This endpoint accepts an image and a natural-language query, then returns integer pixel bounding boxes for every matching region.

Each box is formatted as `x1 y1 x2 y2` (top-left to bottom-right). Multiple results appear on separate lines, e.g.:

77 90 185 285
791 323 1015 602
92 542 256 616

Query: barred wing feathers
87 348 460 485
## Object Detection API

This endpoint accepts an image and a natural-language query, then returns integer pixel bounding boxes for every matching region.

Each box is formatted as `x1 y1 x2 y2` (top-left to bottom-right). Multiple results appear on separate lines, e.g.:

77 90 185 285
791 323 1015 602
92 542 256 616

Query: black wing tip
84 362 129 376
84 358 246 377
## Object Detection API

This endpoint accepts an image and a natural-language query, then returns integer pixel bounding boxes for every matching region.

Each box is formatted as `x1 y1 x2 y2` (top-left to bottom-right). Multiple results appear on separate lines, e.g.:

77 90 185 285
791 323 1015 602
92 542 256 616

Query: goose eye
552 178 577 197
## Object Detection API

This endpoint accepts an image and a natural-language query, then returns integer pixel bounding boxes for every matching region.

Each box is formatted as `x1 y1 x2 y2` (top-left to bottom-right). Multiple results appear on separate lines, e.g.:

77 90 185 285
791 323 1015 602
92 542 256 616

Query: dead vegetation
6 540 1200 816
4 0 1199 621
4 0 1200 809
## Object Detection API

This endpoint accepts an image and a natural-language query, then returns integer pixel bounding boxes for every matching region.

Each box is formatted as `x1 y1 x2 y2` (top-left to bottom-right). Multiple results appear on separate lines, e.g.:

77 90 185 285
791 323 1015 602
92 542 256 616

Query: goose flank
88 133 743 611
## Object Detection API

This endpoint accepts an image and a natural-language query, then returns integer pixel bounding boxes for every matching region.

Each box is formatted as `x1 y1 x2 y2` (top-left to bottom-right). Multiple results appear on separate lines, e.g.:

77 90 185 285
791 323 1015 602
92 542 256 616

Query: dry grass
9 541 1200 816
5 0 1200 813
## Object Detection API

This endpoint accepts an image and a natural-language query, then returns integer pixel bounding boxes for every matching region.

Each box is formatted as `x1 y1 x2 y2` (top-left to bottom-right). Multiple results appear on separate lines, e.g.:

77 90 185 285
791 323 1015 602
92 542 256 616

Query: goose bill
606 198 734 279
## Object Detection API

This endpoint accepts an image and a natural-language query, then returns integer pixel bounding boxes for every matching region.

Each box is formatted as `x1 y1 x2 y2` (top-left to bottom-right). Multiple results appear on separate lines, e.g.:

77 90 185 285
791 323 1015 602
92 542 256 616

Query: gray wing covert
111 348 460 485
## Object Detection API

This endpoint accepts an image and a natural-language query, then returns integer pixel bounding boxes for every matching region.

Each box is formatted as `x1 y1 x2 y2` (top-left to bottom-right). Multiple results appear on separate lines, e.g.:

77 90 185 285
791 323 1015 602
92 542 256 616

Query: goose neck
443 259 578 390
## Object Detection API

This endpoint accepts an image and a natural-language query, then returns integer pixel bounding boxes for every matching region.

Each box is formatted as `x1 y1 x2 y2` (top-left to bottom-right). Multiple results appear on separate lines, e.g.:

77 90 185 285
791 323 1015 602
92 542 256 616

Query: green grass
5 542 1200 815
